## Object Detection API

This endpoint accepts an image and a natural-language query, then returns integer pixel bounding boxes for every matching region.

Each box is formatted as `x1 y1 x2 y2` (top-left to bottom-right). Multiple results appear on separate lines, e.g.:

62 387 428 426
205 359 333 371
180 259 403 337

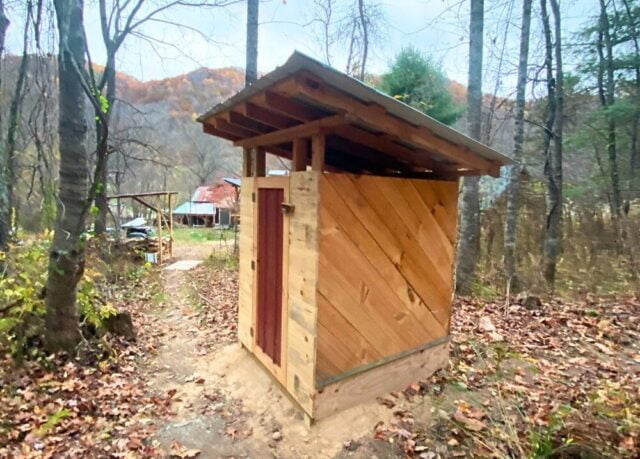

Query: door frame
252 176 289 384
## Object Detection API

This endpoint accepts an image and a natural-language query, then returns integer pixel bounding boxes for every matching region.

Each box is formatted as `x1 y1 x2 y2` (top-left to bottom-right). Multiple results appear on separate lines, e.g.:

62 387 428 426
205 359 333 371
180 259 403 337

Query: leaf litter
2 249 639 458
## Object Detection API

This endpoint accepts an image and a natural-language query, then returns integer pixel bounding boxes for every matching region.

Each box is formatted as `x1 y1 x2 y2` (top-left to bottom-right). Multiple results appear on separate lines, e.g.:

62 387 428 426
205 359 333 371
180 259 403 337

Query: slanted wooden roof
197 52 512 179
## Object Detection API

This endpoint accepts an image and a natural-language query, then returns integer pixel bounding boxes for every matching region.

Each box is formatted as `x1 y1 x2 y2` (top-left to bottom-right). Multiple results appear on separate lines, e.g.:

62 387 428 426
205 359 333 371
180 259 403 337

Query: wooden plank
203 122 241 141
377 178 453 290
333 125 453 173
318 226 428 349
311 134 325 171
411 180 458 243
214 117 257 138
235 114 347 148
314 341 449 419
156 201 162 264
242 147 252 177
226 110 272 134
316 293 383 382
258 90 327 121
326 135 413 173
168 194 173 258
321 175 446 339
108 191 178 199
285 171 321 415
292 137 308 171
353 176 453 294
237 178 255 348
254 147 266 177
337 174 453 327
242 101 299 129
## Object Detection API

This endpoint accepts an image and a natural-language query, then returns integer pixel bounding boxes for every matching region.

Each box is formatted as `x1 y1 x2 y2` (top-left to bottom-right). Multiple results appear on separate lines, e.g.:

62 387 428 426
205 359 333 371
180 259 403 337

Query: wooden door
256 187 285 366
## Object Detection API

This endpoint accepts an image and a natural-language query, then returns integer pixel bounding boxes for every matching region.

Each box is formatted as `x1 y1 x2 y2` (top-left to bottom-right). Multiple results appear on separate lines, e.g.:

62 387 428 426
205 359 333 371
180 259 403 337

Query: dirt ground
146 239 639 458
147 240 401 458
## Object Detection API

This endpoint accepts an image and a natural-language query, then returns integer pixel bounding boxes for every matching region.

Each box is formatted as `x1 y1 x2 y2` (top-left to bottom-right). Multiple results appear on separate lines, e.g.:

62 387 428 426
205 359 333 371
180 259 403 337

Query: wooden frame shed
197 52 512 422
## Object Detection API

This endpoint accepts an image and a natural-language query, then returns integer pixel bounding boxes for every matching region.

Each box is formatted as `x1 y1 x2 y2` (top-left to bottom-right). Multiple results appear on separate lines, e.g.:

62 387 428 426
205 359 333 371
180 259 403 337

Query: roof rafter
241 101 299 129
278 71 500 176
256 90 330 121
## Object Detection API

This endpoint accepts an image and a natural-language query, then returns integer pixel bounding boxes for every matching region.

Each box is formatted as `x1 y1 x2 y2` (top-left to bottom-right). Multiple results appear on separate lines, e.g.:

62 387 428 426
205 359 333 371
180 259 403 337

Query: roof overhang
197 51 513 180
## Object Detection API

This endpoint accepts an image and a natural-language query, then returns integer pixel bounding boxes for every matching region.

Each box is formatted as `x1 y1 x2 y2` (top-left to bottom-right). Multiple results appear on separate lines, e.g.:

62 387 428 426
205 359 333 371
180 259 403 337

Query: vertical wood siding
237 178 255 348
285 171 321 414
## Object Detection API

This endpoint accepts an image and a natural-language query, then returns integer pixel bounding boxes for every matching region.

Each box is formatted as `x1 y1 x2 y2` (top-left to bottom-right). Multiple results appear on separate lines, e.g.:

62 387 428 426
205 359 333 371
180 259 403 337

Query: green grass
172 227 236 243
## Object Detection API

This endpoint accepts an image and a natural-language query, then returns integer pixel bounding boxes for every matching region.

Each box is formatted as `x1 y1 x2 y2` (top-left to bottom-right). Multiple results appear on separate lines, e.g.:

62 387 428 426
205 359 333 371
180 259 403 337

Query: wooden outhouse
197 52 511 422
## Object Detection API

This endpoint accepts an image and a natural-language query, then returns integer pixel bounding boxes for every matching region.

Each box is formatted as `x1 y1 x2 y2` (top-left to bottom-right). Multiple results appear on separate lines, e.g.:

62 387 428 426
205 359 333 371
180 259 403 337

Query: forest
0 0 638 457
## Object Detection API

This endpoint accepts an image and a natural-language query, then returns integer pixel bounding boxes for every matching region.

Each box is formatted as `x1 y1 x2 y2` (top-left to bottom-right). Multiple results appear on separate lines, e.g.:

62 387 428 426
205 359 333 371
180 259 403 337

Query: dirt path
143 242 399 458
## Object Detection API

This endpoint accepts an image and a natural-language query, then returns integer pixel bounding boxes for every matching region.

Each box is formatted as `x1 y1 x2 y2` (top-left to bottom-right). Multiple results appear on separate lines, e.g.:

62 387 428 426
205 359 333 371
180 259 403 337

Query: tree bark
0 0 10 250
245 0 259 86
541 0 563 289
456 0 484 295
357 0 368 81
598 0 622 242
621 0 640 189
92 56 115 236
503 0 532 292
46 0 90 354
4 1 33 240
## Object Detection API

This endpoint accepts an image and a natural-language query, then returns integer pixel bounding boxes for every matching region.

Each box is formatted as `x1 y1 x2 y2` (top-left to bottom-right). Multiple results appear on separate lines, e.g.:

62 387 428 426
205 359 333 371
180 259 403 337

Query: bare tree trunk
503 0 532 292
357 0 368 81
598 0 622 242
456 0 484 295
4 0 33 239
46 0 90 354
622 0 640 190
92 64 114 235
245 0 259 86
541 0 563 289
0 0 7 56
0 0 10 250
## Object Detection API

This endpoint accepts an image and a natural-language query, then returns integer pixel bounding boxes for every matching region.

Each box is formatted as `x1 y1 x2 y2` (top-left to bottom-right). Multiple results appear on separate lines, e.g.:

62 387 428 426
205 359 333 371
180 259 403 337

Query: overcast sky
5 0 599 91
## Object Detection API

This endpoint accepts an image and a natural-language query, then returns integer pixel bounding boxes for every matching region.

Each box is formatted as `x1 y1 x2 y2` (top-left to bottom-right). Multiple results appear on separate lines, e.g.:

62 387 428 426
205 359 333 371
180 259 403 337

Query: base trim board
313 340 449 420
316 335 450 389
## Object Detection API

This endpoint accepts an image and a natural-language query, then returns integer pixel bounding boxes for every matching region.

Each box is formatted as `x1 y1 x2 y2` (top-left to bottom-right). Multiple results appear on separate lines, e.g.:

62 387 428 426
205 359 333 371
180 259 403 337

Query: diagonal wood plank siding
316 173 458 383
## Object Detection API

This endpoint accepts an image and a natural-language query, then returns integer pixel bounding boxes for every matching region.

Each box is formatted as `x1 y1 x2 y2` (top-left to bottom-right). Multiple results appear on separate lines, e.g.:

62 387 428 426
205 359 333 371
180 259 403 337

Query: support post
292 137 308 171
243 147 253 177
156 198 163 265
311 133 325 171
168 193 173 258
254 146 266 177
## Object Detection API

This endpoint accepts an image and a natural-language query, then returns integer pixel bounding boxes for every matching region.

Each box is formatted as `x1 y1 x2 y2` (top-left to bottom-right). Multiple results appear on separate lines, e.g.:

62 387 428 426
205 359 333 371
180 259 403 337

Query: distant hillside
116 66 245 120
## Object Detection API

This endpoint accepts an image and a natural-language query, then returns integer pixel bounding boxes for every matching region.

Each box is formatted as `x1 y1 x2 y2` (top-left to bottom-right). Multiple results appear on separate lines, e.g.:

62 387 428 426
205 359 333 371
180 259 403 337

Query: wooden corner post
254 147 266 177
156 198 163 265
168 193 173 258
243 147 253 177
293 137 308 172
311 134 325 172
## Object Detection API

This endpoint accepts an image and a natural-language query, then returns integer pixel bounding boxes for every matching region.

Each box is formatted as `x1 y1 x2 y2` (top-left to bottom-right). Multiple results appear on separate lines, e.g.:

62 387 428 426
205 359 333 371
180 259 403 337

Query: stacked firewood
123 237 171 253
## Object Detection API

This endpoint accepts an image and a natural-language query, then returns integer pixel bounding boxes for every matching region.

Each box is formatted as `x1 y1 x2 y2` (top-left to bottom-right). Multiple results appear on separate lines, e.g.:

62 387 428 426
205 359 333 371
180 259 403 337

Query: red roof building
191 182 238 209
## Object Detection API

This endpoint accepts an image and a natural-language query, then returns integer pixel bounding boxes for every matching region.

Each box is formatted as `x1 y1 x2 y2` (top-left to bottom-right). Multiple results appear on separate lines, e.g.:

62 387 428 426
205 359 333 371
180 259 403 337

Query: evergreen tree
379 47 464 126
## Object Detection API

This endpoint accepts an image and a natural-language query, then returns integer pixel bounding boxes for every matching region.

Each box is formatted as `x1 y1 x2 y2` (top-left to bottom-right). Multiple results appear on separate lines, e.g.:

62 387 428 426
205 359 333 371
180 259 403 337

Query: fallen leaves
371 295 640 458
187 259 239 353
452 403 487 432
170 441 201 458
